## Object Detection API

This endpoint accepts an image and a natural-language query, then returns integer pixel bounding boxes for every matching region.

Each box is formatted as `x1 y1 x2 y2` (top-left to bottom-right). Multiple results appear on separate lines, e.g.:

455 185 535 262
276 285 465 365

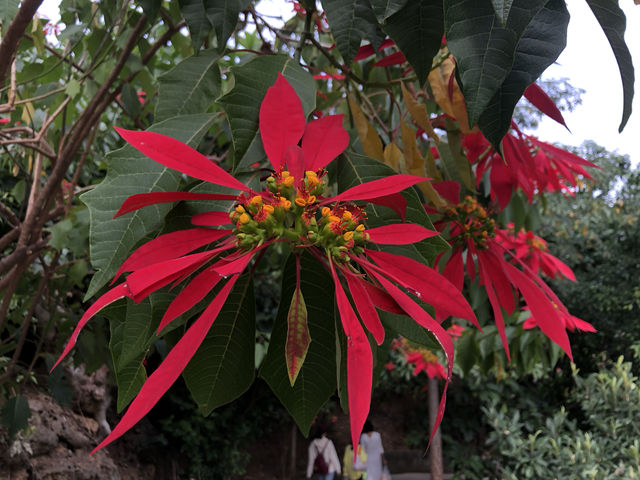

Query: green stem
294 9 314 63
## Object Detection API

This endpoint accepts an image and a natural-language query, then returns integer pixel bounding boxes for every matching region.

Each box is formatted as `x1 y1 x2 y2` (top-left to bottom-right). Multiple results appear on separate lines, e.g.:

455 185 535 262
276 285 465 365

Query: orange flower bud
321 207 331 217
295 197 306 207
239 213 250 224
283 176 295 187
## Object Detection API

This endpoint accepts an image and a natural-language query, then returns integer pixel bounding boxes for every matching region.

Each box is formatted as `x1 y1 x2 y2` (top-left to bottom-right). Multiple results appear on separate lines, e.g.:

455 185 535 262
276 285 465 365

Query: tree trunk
428 376 444 480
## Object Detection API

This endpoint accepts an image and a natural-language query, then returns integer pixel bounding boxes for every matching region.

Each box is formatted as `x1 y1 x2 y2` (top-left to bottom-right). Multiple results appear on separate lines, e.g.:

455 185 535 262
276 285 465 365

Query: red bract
495 224 576 281
431 182 587 362
463 127 597 209
54 74 477 454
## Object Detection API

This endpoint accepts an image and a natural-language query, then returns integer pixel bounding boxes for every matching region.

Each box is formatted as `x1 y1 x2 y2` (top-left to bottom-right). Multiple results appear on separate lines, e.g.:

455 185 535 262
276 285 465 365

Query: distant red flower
447 324 465 339
495 224 576 281
384 361 395 371
43 21 61 36
523 308 595 333
0 118 10 125
55 74 478 454
432 181 587 361
462 127 597 209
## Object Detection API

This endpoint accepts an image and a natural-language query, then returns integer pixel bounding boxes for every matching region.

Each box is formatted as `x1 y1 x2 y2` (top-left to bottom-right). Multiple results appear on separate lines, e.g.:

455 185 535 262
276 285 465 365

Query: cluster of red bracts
54 74 478 454
431 181 594 362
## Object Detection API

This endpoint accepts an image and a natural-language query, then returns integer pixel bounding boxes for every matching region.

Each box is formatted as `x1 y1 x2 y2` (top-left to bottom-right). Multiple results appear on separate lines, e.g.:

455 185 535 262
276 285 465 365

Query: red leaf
367 193 407 222
366 268 453 449
330 262 372 453
301 115 349 171
478 249 516 314
373 51 406 67
541 254 576 282
115 128 248 192
523 83 569 130
502 261 572 360
345 272 385 345
126 251 217 301
477 252 511 360
441 249 464 293
52 283 131 371
113 229 231 283
365 223 438 245
259 73 306 170
432 181 461 205
363 250 480 329
114 192 238 218
353 44 375 61
92 276 239 453
190 211 233 226
285 145 306 189
326 174 427 203
212 247 260 277
157 266 222 333
360 279 404 315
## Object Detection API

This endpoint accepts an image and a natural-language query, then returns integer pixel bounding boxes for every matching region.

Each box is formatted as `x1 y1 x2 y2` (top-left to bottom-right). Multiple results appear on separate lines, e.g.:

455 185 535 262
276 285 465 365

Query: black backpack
313 442 329 474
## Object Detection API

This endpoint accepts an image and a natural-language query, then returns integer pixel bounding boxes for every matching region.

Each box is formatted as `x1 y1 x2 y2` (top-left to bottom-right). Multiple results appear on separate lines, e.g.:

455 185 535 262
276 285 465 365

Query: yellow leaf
400 120 445 207
428 56 474 133
383 143 403 171
348 95 384 162
401 82 439 143
21 102 34 124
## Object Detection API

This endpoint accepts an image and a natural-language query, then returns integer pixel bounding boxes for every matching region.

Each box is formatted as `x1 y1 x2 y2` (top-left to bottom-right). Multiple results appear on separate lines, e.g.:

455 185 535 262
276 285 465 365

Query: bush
476 358 640 479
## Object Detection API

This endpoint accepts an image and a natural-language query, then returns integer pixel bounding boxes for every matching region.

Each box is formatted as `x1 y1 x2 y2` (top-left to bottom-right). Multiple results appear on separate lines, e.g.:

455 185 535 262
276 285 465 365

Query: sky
534 1 640 163
37 0 640 162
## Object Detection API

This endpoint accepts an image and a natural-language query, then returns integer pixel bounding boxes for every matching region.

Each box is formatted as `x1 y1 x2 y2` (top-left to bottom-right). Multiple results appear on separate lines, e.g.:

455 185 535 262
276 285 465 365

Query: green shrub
481 357 640 479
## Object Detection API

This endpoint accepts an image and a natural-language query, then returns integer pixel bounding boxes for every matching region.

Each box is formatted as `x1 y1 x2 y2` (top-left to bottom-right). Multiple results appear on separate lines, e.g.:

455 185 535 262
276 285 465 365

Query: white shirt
306 436 341 478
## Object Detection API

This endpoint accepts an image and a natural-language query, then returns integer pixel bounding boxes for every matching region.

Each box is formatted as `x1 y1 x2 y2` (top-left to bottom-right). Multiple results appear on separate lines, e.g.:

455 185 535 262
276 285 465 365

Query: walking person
360 420 389 480
306 425 341 480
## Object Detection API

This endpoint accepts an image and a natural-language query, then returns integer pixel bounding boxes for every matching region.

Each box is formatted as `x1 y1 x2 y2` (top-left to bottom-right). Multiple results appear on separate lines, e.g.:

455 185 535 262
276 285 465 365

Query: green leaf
444 0 548 129
178 0 213 50
478 0 569 150
1 395 31 440
321 0 379 65
260 252 337 436
586 0 635 132
121 83 142 118
106 291 172 412
285 279 311 386
218 55 315 167
337 151 449 265
380 311 439 350
65 78 81 99
490 0 514 26
368 0 409 23
138 0 162 22
155 49 221 123
382 0 444 86
81 114 216 299
0 0 19 27
182 273 256 415
204 0 246 52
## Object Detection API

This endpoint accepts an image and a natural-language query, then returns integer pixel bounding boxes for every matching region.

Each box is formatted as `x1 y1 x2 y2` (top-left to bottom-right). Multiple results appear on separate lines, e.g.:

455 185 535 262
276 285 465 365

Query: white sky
38 0 639 161
534 1 640 163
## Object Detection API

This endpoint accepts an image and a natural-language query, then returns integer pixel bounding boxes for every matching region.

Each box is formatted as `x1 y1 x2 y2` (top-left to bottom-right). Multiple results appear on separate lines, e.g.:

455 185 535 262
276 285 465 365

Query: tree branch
0 0 44 86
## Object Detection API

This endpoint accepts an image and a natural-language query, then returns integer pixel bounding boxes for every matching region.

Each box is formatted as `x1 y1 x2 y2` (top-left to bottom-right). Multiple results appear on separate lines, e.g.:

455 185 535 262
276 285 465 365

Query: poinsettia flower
431 181 588 362
462 126 596 209
54 74 477 454
522 307 596 333
495 224 576 281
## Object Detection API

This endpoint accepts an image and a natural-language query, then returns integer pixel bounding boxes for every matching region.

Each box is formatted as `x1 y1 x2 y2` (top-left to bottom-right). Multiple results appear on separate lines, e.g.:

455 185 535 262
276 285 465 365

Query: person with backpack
306 425 341 479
